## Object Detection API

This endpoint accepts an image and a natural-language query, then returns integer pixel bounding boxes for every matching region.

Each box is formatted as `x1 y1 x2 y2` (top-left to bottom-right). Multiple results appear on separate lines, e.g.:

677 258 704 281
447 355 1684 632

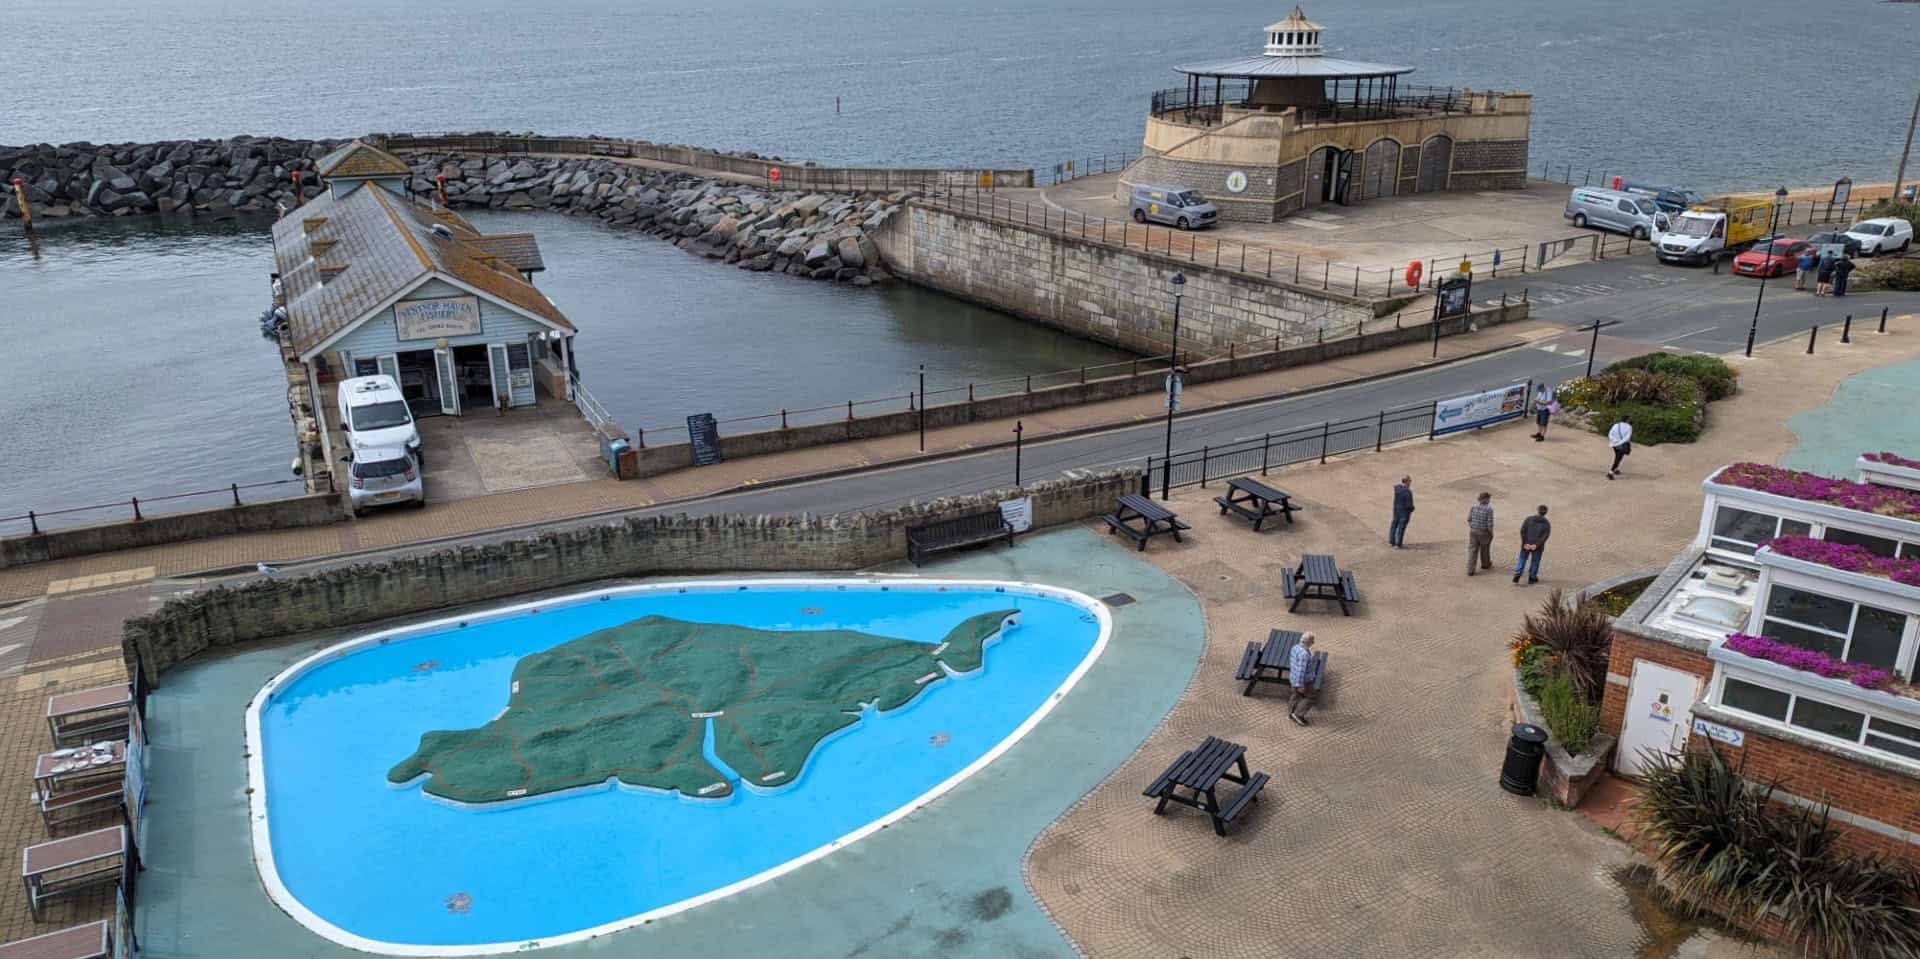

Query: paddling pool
245 579 1109 955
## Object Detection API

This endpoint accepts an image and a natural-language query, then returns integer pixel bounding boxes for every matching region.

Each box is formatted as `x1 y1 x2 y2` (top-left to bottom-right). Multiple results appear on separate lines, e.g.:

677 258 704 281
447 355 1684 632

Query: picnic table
1213 477 1300 532
1102 494 1191 551
1234 629 1330 697
33 742 126 799
1141 735 1269 836
1280 553 1360 616
0 920 112 959
45 686 130 749
22 826 129 920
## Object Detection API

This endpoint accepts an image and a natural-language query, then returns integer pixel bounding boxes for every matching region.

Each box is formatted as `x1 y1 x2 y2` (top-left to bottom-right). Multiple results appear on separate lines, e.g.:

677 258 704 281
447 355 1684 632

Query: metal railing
1041 152 1137 186
1532 162 1881 229
1 478 310 536
1149 83 1467 127
571 375 620 434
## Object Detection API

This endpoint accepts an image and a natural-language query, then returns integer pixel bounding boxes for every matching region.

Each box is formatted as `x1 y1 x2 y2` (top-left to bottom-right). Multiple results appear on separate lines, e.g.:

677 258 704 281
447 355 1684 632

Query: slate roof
272 184 572 358
465 233 545 274
315 139 413 179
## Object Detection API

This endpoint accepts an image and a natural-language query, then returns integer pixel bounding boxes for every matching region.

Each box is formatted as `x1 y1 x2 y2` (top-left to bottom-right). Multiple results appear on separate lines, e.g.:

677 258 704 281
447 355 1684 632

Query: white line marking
1660 326 1720 343
691 710 724 719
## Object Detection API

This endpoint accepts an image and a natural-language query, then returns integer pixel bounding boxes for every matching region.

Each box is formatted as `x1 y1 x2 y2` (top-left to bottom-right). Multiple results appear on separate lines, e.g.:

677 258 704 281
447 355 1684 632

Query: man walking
1467 492 1494 575
1607 417 1634 479
1389 475 1415 547
1287 632 1319 726
1514 505 1552 584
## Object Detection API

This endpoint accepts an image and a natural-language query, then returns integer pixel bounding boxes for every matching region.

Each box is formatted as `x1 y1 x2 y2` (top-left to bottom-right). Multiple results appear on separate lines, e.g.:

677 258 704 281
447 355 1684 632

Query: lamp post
1745 186 1790 357
1160 273 1186 497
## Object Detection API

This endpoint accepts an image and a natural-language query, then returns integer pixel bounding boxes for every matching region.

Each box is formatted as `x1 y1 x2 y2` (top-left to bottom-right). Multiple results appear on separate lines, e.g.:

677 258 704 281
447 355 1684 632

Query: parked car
1564 187 1669 239
1731 237 1811 278
1805 230 1864 259
347 447 424 515
1841 217 1914 256
336 375 423 465
1621 181 1707 216
1129 184 1219 230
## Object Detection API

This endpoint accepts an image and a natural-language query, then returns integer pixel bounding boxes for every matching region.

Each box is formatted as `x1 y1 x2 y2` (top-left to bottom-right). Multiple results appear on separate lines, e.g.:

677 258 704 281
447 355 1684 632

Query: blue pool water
251 581 1106 951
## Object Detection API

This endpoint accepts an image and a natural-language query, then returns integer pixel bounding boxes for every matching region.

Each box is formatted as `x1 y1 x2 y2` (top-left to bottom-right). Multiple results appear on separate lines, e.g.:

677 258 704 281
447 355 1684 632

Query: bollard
1880 307 1889 333
1294 254 1301 283
1025 374 1032 393
1842 314 1852 343
847 400 854 420
1807 324 1819 354
1396 311 1403 329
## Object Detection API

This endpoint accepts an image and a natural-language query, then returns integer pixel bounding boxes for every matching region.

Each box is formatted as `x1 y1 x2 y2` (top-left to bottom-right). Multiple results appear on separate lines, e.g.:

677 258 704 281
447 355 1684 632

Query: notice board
687 413 723 467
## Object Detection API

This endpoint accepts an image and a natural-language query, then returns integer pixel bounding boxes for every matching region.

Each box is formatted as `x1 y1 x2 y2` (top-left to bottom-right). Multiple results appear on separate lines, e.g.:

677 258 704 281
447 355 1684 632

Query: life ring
1404 260 1423 288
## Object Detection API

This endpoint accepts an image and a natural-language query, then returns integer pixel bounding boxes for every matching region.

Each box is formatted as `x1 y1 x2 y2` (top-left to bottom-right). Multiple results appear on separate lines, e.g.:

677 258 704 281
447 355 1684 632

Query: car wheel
1132 209 1146 224
1631 226 1648 240
411 498 426 510
1176 217 1189 230
352 507 364 518
1573 213 1587 228
1900 238 1911 253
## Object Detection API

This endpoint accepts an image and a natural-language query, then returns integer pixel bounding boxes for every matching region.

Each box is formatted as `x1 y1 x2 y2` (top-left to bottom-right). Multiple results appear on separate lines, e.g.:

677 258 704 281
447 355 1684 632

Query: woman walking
1606 417 1633 480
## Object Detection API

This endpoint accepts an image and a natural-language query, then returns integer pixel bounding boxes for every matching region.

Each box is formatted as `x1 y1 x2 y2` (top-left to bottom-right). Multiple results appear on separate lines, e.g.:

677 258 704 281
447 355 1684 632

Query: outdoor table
1284 553 1359 615
1141 735 1269 836
22 826 128 921
0 920 111 959
1214 476 1300 531
45 686 131 749
33 742 127 799
1103 494 1192 551
1235 629 1305 696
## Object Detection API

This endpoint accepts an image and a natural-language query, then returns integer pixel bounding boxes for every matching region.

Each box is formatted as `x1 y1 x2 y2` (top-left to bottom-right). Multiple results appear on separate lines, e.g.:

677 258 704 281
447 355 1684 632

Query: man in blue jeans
1388 476 1414 547
1514 505 1551 584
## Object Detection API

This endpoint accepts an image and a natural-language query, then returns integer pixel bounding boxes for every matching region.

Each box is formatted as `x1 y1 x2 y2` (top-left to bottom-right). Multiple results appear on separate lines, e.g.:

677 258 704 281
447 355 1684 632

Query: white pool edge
241 577 1113 956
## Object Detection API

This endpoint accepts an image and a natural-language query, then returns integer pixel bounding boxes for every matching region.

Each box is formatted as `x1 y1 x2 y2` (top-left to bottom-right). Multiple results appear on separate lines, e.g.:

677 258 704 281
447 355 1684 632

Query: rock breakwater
406 153 908 285
1 136 336 217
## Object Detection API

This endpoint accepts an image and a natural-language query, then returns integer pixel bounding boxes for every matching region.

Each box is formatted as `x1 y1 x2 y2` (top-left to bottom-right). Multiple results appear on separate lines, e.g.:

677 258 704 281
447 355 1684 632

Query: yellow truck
1654 198 1774 266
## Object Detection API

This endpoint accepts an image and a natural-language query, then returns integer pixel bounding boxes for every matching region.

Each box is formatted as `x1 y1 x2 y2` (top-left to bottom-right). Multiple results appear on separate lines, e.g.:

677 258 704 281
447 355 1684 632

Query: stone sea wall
122 469 1139 682
404 153 903 285
0 136 337 217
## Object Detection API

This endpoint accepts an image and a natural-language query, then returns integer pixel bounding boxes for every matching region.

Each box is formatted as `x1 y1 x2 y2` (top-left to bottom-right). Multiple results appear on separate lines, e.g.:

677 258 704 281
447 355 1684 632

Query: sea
3 0 1916 522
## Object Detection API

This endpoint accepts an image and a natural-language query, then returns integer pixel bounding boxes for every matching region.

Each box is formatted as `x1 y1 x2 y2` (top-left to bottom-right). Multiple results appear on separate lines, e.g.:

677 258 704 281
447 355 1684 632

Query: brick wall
1449 138 1529 191
122 470 1140 683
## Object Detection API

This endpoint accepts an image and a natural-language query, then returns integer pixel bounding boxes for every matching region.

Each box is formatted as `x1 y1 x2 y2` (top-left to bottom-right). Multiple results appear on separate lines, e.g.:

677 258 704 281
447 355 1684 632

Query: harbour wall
121 469 1138 682
0 136 336 217
871 200 1389 356
0 493 347 569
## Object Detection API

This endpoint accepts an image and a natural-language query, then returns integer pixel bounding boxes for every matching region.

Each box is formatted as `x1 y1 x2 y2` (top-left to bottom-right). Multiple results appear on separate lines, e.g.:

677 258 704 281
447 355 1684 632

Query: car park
346 447 425 515
1731 237 1811 278
1841 217 1913 256
1129 185 1219 230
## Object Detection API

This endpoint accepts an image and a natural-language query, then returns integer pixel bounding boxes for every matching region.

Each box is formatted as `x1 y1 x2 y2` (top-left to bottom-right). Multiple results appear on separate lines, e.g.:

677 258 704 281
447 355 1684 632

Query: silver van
1130 184 1219 230
1564 187 1669 240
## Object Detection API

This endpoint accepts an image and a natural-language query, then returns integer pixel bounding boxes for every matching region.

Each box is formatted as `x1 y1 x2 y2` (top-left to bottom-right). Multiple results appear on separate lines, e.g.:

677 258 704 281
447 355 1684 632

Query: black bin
1499 723 1550 796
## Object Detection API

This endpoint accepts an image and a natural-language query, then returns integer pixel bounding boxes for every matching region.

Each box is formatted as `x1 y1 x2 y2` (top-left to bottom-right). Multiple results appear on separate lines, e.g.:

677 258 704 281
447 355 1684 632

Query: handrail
2 478 312 536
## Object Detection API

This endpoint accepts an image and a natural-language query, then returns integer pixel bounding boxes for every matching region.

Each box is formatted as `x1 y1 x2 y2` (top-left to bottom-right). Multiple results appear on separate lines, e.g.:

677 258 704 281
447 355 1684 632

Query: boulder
96 189 129 211
506 159 538 180
503 191 534 209
835 236 865 269
108 174 138 194
747 254 774 272
851 275 874 287
791 194 827 216
808 266 837 281
802 241 834 267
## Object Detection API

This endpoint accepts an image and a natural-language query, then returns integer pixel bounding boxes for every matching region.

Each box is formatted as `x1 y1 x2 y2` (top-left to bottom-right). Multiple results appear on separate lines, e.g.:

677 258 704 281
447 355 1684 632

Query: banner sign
394 296 481 340
998 496 1034 533
1692 718 1745 747
1432 382 1529 436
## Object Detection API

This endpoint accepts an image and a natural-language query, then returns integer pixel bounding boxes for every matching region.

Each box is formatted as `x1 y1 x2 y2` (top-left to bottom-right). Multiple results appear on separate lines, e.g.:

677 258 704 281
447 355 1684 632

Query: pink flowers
1714 463 1920 521
1862 451 1920 470
1724 633 1899 690
1761 535 1920 588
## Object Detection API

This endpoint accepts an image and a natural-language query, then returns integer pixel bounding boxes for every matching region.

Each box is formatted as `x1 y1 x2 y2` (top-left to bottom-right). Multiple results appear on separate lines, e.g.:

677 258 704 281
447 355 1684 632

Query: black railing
1149 83 1465 127
1 478 311 536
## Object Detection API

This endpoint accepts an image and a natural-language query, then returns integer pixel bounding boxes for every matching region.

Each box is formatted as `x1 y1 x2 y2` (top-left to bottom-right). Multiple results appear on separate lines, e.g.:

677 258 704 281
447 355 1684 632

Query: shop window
1722 678 1790 721
1710 506 1810 554
1761 585 1906 671
1788 697 1866 740
1823 527 1902 558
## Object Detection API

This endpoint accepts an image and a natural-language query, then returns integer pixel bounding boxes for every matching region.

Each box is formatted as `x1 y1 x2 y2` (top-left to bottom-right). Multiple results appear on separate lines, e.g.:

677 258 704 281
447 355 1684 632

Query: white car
336 375 423 464
1842 217 1913 257
347 447 424 515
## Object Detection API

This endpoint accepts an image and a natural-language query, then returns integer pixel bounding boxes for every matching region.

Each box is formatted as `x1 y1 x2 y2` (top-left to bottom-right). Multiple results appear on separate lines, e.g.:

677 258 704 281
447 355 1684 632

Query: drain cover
1101 592 1136 607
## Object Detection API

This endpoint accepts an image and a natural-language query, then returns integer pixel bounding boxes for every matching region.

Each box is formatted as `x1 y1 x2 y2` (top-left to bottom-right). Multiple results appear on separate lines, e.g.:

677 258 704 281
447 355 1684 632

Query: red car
1731 237 1811 278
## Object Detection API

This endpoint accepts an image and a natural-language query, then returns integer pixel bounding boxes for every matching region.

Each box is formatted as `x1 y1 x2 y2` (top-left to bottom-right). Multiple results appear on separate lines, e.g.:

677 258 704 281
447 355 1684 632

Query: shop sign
395 296 481 340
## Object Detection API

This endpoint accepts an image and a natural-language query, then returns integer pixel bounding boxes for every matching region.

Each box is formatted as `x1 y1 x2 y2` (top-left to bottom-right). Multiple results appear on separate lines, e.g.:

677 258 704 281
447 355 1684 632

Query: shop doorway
452 344 500 411
394 350 446 418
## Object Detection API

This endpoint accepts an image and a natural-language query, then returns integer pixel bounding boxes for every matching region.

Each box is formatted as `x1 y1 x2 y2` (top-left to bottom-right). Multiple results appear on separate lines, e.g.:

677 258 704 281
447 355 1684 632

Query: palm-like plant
1515 589 1614 701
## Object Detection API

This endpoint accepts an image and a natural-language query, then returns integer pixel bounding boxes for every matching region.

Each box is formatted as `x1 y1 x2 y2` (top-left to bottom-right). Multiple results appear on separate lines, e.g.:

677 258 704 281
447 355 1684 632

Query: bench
1339 571 1361 604
0 921 112 959
23 826 128 921
1213 477 1301 532
905 509 1016 565
45 686 131 750
1234 629 1329 696
1142 735 1269 836
1217 772 1271 825
38 782 125 834
1103 494 1191 551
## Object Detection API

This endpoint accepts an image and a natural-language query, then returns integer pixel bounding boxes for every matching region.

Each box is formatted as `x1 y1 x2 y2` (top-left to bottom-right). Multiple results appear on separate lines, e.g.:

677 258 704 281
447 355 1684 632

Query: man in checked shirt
1466 491 1495 576
1287 632 1320 727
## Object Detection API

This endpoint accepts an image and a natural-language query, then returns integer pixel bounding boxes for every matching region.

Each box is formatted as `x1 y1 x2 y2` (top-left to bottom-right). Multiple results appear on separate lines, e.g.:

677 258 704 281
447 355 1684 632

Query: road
259 254 1920 576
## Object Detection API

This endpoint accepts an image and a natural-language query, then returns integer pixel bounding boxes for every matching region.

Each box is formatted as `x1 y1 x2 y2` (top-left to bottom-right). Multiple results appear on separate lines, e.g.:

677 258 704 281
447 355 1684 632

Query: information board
1432 382 1529 436
998 496 1034 533
687 413 723 467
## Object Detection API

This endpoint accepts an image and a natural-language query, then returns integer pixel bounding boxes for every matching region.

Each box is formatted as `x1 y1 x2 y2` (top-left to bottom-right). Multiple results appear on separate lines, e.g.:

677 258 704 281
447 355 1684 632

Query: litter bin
1499 723 1550 796
602 436 631 480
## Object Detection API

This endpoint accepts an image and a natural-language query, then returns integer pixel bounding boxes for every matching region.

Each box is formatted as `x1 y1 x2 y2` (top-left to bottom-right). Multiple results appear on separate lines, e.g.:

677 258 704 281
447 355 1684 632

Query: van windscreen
350 400 412 431
1173 191 1202 206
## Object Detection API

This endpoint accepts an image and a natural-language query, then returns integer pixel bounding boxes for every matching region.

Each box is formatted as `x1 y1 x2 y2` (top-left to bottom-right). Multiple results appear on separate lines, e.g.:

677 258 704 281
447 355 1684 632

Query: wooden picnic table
33 742 126 799
22 826 127 921
1281 553 1360 616
1214 477 1300 532
1141 735 1269 836
0 920 111 959
1103 494 1192 551
1234 629 1330 697
45 686 130 749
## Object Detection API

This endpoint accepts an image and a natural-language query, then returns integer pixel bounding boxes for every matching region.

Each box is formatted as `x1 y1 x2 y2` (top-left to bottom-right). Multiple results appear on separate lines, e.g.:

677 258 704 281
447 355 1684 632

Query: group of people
1390 478 1555 582
1793 247 1856 297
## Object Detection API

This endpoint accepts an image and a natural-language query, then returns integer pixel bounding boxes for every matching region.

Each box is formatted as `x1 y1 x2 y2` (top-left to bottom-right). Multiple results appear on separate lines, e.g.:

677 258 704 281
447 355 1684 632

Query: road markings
1661 326 1720 343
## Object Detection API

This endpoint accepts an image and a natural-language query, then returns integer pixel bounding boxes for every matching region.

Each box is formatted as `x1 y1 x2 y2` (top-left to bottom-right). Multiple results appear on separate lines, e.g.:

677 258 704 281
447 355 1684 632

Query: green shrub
1863 197 1920 225
1516 588 1614 701
1583 580 1648 618
1606 352 1739 401
1590 368 1701 407
1516 644 1553 699
1638 749 1920 959
1537 672 1599 754
1854 258 1920 293
1587 400 1702 445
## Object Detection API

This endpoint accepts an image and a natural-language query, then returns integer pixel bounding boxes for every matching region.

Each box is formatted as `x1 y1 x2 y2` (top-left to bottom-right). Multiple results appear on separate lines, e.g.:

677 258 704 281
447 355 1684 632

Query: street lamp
1745 186 1790 357
1160 273 1187 497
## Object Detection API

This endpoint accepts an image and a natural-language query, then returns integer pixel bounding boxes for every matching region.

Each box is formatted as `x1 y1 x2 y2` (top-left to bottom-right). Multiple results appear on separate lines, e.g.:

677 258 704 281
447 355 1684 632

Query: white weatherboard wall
333 279 544 406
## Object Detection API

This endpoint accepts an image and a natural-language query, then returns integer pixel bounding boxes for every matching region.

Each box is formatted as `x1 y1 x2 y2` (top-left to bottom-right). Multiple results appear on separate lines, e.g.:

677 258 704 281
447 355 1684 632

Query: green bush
1605 352 1739 401
1517 588 1614 701
1537 672 1599 754
1516 644 1553 699
1587 400 1702 445
1863 197 1920 226
1854 258 1920 293
1638 749 1920 959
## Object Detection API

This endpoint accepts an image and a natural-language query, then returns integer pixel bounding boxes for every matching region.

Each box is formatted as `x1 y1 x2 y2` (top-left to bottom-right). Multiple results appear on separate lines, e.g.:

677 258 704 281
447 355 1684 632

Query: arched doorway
1417 135 1453 193
1304 146 1335 208
1360 138 1400 201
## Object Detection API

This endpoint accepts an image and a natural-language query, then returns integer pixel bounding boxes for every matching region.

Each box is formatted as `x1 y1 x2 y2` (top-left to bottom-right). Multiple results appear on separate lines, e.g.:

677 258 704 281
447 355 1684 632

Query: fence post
1319 421 1330 464
1160 458 1171 500
1880 307 1889 333
1141 467 1152 498
131 497 142 521
231 483 241 506
1376 409 1386 451
781 409 788 429
847 400 854 420
1295 254 1301 283
1080 365 1087 384
1025 374 1032 393
1200 446 1210 487
1807 324 1819 354
27 511 37 535
1353 265 1360 295
1842 314 1852 343
1323 261 1329 290
1260 433 1271 474
1265 249 1272 277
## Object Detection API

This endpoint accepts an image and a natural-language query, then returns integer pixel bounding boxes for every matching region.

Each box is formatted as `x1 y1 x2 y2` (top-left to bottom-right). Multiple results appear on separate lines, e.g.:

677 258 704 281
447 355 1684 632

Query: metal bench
45 686 130 750
0 920 112 959
905 509 1016 565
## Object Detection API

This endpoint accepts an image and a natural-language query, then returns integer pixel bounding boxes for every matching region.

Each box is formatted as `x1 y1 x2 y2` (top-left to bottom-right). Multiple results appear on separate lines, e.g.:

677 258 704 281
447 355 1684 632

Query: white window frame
1709 663 1920 769
1750 563 1920 680
1705 503 1810 558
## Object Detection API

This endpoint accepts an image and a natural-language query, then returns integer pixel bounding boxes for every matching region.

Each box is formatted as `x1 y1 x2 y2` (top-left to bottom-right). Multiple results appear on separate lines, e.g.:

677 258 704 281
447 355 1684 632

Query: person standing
1815 249 1835 296
1606 417 1634 479
1467 492 1494 576
1833 255 1855 297
1389 475 1415 547
1513 505 1552 584
1794 249 1814 291
1531 384 1554 441
1287 632 1319 726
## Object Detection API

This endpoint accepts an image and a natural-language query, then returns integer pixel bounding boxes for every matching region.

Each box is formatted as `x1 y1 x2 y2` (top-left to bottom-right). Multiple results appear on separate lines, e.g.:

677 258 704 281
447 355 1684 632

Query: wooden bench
1234 629 1329 696
0 921 112 959
1213 477 1301 532
45 686 130 750
38 781 125 834
905 509 1016 565
1339 571 1361 604
1142 735 1269 836
22 826 128 921
1103 494 1191 551
1287 554 1360 616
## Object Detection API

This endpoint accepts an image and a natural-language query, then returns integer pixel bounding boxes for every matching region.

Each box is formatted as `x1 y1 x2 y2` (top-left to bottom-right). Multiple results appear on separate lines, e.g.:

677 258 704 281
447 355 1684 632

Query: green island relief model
387 609 1020 803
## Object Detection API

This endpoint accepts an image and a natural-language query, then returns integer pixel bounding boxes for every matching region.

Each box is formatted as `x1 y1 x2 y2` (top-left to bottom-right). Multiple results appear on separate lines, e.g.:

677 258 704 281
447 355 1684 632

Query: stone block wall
2 493 346 569
1450 138 1530 191
122 470 1140 683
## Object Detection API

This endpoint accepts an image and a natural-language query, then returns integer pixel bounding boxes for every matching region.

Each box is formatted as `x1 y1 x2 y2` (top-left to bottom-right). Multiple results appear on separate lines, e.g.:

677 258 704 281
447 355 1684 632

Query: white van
336 375 423 465
1564 188 1670 240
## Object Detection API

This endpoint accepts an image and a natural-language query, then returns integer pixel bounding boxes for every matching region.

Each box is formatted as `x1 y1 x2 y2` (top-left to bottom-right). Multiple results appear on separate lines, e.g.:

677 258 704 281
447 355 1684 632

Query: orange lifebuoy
1405 260 1423 288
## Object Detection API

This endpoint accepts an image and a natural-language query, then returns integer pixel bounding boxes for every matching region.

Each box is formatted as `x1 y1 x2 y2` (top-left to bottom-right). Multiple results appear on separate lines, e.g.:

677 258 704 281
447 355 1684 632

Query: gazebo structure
1117 8 1534 222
